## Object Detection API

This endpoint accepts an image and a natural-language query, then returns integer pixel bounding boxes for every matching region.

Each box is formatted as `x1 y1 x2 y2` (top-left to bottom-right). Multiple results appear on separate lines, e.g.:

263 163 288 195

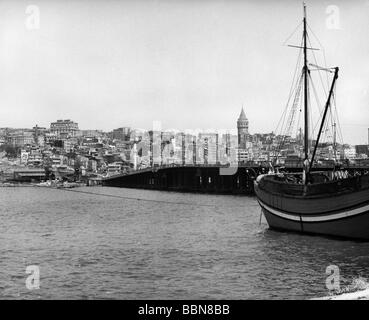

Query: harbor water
1 186 369 299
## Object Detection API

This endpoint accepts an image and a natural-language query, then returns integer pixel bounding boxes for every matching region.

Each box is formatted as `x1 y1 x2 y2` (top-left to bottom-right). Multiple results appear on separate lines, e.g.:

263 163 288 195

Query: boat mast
308 67 339 173
333 122 337 161
303 3 309 177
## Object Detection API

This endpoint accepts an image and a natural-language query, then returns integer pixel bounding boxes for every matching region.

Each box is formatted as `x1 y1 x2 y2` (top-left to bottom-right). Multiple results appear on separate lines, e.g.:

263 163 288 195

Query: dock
102 162 369 194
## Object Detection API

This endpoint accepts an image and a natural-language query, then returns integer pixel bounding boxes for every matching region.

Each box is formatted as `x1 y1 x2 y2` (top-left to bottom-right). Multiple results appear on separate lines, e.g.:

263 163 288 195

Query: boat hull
255 174 369 240
259 199 369 240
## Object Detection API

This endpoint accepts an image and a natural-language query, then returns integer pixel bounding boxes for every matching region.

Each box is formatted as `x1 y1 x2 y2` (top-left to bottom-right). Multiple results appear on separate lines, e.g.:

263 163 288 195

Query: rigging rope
273 19 344 164
306 25 344 148
32 185 257 209
273 34 304 163
282 20 303 46
307 22 330 90
274 35 304 137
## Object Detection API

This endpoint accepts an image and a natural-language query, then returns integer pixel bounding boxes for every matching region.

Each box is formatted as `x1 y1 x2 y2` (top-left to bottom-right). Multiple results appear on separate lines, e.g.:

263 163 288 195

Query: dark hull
254 174 369 240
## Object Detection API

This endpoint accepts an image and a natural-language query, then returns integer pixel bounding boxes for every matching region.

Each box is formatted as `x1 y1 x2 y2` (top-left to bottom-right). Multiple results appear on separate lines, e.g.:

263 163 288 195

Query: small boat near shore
59 181 79 188
34 180 84 188
0 182 22 187
254 4 369 240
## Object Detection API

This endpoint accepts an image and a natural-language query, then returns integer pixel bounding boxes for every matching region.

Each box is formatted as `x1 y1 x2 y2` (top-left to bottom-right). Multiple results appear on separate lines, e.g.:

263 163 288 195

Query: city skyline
0 111 366 146
0 0 368 144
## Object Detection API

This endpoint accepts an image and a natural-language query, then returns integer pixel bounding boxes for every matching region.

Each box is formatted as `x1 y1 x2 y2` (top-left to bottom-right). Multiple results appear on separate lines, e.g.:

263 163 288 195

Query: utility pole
149 130 153 167
216 133 219 164
226 133 231 164
204 138 208 165
182 133 186 165
192 137 196 165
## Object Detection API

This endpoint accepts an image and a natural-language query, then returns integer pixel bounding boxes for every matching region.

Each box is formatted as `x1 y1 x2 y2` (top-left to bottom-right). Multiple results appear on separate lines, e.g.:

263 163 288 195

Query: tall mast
303 3 309 162
333 122 337 161
308 67 339 173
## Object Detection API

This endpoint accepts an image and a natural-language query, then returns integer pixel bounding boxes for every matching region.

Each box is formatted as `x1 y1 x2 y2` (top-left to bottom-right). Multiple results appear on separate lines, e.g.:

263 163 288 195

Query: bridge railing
103 159 369 180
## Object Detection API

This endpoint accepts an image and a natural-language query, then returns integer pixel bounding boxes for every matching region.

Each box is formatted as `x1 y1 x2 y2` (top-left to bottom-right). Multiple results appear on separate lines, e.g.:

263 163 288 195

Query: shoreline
0 181 87 188
313 288 369 300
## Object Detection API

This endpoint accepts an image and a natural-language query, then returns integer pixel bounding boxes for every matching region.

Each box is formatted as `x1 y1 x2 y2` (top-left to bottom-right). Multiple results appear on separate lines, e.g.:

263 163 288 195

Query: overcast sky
0 0 368 144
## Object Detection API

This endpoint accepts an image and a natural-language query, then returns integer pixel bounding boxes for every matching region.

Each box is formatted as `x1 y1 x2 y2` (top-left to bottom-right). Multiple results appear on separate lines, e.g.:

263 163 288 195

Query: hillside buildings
0 113 368 179
50 119 79 138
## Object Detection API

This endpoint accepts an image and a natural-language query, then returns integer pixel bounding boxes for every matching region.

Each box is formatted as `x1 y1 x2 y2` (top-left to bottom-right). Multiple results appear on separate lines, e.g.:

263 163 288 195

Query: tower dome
238 107 247 121
237 107 249 149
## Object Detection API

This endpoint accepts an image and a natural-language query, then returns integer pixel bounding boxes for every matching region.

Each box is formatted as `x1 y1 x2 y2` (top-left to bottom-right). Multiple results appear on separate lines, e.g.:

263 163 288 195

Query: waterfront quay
103 164 258 194
102 161 369 194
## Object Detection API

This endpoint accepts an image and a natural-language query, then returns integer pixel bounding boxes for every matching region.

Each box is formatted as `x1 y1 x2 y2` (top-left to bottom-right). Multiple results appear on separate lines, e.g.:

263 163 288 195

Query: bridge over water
102 162 369 195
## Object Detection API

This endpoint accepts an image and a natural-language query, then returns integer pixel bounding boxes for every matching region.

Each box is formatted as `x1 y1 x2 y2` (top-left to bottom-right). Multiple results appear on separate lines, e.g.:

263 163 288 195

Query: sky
0 0 368 144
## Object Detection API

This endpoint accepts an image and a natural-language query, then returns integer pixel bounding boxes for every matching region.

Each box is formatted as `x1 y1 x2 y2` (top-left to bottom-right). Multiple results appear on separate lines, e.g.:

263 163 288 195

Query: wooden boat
254 4 369 240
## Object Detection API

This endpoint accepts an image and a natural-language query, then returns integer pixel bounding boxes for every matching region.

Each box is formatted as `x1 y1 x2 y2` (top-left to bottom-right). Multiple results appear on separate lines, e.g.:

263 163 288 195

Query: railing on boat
259 174 369 197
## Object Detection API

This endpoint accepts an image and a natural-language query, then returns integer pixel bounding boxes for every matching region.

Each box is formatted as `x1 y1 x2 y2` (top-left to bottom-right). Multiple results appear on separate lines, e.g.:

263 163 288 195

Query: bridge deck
102 163 368 195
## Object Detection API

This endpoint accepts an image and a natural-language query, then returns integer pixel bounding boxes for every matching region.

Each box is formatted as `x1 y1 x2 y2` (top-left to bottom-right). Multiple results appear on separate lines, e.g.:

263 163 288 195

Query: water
1 186 369 299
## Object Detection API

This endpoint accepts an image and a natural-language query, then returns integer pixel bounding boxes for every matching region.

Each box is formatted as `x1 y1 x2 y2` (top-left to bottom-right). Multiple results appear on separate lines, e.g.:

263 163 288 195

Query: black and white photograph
1 0 369 306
